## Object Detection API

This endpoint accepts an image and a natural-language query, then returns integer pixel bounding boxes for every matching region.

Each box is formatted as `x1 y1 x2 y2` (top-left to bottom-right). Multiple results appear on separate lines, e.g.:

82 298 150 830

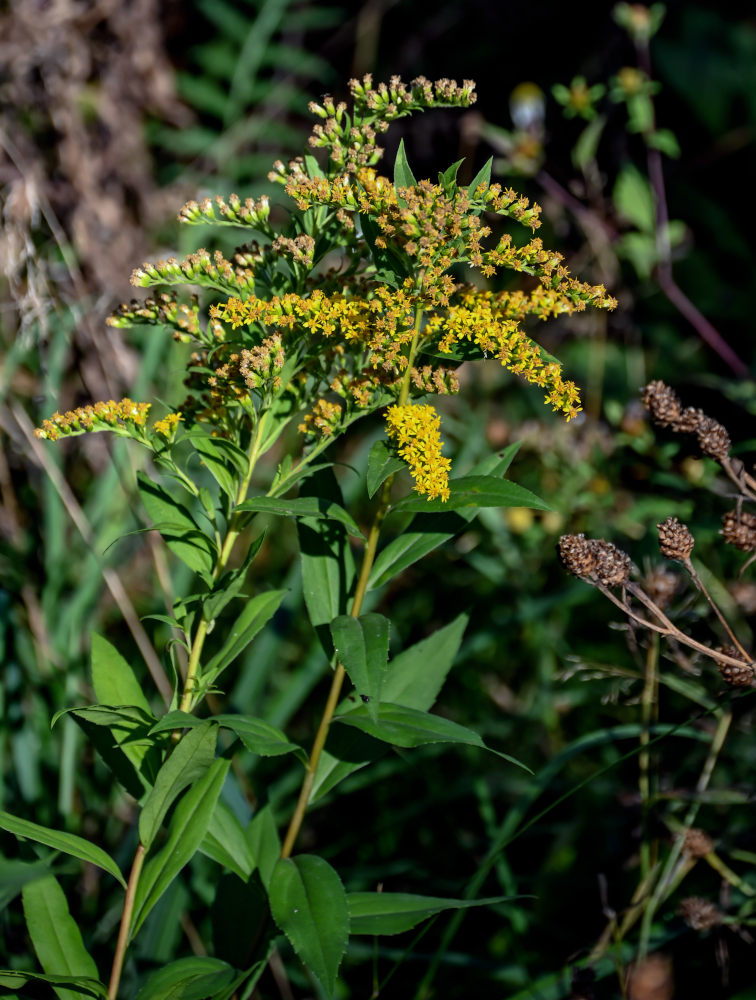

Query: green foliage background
2 1 756 997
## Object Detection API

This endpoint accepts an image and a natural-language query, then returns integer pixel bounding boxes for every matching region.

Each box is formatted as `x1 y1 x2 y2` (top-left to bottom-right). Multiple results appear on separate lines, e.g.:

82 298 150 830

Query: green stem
107 844 146 999
280 308 424 859
179 412 269 714
639 634 659 882
638 709 732 956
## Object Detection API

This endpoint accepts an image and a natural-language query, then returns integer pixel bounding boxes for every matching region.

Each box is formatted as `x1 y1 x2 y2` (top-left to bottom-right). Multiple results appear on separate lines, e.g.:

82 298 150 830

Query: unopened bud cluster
177 194 271 233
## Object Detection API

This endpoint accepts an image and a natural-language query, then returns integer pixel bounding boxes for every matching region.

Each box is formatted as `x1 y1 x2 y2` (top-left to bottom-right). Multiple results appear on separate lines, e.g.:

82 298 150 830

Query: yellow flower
385 403 451 502
153 412 183 439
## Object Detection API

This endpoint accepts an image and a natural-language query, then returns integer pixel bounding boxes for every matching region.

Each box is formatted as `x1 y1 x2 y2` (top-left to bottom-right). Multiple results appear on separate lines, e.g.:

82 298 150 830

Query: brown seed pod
592 540 632 587
717 645 754 687
696 416 731 461
722 509 756 552
673 406 706 434
678 897 722 931
640 381 681 428
558 533 598 578
657 516 694 561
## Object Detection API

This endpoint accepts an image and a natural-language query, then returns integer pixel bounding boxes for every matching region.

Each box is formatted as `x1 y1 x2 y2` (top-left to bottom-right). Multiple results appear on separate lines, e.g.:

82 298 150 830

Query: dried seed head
641 381 682 428
678 897 722 931
696 416 731 460
558 533 598 578
657 516 694 561
627 954 672 1000
593 540 632 587
722 509 756 552
682 827 714 859
644 567 678 610
674 406 706 434
717 646 754 687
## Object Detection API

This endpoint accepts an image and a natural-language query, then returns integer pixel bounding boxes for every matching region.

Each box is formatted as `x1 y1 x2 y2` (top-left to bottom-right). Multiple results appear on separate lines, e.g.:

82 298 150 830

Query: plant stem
639 634 659 882
638 709 732 956
107 844 146 1000
280 309 424 859
179 412 269 714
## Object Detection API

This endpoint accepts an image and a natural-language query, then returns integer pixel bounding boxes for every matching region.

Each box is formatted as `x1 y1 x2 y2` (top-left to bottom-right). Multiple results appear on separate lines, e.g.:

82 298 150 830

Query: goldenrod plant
2 76 615 999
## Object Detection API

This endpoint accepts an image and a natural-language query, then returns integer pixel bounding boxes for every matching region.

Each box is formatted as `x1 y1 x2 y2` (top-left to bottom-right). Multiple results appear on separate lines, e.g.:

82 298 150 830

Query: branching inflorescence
36 74 615 504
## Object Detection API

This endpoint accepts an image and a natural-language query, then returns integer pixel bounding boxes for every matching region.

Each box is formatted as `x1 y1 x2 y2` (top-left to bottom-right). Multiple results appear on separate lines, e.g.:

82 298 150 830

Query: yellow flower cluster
298 398 342 437
153 412 183 439
35 399 151 441
385 403 451 502
427 290 585 420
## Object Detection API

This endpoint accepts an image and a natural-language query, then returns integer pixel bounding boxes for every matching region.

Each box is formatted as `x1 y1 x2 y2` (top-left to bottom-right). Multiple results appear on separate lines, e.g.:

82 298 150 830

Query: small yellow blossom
385 403 451 502
153 412 183 439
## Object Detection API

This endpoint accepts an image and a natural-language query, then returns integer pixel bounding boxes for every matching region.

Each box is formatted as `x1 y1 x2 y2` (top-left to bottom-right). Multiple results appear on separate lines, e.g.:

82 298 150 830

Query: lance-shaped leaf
366 440 404 499
133 957 236 1000
22 875 101 1000
311 614 469 802
369 445 523 589
334 703 529 770
0 811 125 887
137 472 216 577
0 972 107 999
130 757 230 939
348 891 519 935
330 613 390 721
200 800 255 881
269 855 349 996
203 589 287 684
393 138 418 190
149 712 300 759
237 497 363 538
139 722 217 850
391 475 550 515
245 804 281 891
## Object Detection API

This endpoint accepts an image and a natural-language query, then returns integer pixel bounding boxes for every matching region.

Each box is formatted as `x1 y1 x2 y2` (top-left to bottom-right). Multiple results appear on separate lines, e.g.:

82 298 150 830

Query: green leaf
236 497 363 537
140 723 218 849
438 158 464 192
613 164 655 233
330 614 390 721
646 128 680 158
572 115 606 171
203 533 265 621
347 891 518 935
269 855 349 995
214 715 302 758
0 812 125 888
368 516 464 590
134 957 236 1000
203 590 287 684
137 472 215 577
0 857 54 911
393 138 418 190
200 801 255 881
131 758 230 939
381 613 468 711
369 446 524 588
335 703 529 770
366 440 404 499
391 475 550 514
187 434 247 498
22 875 100 1000
466 156 493 197
245 804 281 890
0 972 107 998
90 633 152 713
